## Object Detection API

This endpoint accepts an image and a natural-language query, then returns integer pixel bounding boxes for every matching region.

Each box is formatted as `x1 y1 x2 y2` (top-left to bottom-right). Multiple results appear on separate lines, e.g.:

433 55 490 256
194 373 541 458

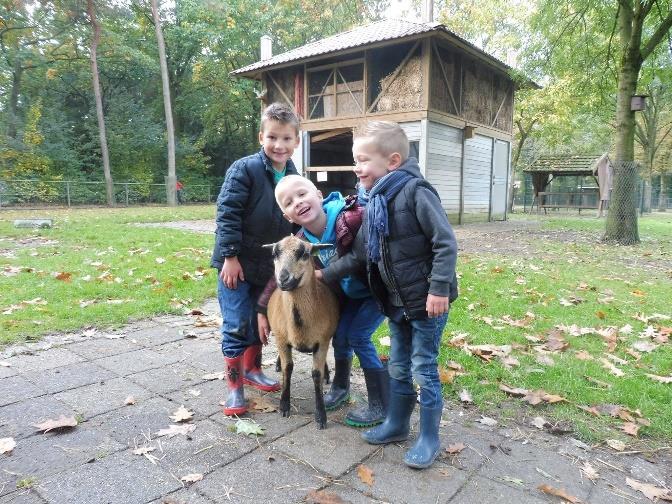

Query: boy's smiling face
259 119 300 171
276 178 323 227
352 137 401 190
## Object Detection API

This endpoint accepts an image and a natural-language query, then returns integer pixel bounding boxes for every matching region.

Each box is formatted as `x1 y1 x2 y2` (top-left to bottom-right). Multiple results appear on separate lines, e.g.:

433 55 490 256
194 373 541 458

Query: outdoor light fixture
630 95 647 111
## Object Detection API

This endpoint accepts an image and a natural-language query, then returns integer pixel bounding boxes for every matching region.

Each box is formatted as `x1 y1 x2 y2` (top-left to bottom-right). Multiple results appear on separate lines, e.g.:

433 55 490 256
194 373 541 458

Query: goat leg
312 344 329 429
323 362 330 384
279 345 293 418
275 355 281 373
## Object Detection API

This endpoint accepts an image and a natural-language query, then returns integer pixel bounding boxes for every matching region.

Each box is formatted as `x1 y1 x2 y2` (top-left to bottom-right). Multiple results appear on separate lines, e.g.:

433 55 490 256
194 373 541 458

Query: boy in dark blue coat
210 103 300 416
320 121 458 468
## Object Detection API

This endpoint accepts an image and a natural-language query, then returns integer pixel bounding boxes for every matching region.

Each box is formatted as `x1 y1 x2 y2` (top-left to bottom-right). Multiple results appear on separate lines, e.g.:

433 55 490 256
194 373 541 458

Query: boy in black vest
211 103 300 416
319 121 458 468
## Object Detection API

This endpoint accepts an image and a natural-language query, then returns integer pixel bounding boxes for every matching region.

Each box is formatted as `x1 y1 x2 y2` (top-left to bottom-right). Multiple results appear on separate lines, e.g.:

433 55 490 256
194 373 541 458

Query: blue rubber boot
361 392 415 444
404 406 443 469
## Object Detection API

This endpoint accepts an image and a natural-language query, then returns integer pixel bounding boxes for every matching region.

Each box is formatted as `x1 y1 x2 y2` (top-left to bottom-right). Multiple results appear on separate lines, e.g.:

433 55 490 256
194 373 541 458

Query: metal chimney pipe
260 35 273 61
421 0 434 23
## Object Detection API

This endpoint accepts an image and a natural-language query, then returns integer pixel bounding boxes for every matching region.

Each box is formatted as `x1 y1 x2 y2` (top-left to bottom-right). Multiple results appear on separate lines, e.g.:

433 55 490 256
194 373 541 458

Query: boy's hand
426 294 449 318
257 313 270 345
314 269 323 282
221 256 244 289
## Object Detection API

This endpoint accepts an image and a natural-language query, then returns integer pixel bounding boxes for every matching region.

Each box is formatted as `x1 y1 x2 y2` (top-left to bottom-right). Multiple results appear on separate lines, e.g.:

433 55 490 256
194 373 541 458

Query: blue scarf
366 169 415 262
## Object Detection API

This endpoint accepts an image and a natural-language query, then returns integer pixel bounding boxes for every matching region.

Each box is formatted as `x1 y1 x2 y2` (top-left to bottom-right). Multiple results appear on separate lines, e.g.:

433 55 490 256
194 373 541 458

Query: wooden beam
307 58 365 73
428 110 512 140
301 110 427 131
308 69 335 119
305 165 355 172
367 40 421 113
363 49 369 111
335 68 364 114
431 40 459 116
490 84 511 127
268 72 294 109
311 128 352 143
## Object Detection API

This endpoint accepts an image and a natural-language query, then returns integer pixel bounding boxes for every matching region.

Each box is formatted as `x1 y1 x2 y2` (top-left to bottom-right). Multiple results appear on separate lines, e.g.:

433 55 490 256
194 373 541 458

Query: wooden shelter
523 154 610 213
233 19 531 223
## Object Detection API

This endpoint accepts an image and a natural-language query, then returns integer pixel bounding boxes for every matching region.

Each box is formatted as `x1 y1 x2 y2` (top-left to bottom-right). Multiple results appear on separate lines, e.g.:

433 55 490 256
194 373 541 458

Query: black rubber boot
345 367 389 427
323 358 351 410
222 355 247 416
361 392 415 444
404 405 443 469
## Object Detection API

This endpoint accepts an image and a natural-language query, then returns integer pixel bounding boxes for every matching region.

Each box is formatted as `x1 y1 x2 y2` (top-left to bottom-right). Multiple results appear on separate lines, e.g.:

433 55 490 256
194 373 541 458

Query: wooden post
66 181 71 207
125 183 129 206
459 130 466 225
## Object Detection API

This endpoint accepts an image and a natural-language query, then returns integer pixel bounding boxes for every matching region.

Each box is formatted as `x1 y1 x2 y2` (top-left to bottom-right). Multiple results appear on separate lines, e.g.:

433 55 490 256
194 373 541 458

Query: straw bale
375 57 422 112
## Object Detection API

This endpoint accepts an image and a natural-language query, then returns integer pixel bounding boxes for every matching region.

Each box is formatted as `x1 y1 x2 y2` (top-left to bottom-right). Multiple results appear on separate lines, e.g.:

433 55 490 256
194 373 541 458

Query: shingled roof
232 19 513 77
523 154 606 175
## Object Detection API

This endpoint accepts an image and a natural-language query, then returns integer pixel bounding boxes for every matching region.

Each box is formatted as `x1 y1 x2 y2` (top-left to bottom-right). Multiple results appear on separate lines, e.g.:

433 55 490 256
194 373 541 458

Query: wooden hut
232 18 527 223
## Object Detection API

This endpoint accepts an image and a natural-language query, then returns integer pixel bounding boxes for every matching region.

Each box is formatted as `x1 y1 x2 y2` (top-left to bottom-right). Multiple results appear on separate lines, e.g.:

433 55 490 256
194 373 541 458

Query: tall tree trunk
659 175 667 211
8 63 22 139
604 5 642 244
151 0 177 207
87 0 114 207
508 122 532 213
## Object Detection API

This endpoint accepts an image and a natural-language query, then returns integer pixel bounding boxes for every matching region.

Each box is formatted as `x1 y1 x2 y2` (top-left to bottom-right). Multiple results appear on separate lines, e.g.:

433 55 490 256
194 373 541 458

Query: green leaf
234 418 265 437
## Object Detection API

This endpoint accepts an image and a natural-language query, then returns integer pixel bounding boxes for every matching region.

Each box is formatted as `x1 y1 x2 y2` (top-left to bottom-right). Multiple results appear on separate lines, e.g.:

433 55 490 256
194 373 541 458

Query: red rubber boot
223 355 247 415
243 344 281 392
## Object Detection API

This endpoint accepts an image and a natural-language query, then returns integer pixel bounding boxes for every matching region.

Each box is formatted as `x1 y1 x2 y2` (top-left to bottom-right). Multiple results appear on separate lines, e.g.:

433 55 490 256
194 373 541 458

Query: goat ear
310 243 333 255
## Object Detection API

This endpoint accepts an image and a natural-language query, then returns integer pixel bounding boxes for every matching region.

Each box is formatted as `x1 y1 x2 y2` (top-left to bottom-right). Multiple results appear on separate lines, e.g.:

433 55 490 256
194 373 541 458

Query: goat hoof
316 419 327 429
280 402 291 417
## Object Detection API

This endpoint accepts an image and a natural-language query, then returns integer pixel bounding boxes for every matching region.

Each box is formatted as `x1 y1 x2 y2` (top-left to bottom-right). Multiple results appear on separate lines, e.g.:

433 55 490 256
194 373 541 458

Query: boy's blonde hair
261 102 300 135
354 121 409 160
274 175 318 208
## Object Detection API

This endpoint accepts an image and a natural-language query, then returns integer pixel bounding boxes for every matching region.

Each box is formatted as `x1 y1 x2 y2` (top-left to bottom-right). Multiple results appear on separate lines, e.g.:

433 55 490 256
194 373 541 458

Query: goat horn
261 243 276 249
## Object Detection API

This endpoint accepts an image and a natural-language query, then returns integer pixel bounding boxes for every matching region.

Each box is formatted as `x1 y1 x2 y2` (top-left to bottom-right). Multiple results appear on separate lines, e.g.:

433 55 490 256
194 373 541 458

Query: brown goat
263 236 339 429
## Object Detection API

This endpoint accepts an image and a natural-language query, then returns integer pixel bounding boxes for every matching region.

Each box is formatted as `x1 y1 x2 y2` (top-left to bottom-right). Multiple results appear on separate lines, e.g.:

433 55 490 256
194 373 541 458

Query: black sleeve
214 159 251 259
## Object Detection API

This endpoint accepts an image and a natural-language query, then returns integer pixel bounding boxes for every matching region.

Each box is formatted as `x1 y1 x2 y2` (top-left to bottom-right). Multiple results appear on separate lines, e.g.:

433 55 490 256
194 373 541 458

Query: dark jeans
387 312 448 409
217 275 263 358
332 296 385 369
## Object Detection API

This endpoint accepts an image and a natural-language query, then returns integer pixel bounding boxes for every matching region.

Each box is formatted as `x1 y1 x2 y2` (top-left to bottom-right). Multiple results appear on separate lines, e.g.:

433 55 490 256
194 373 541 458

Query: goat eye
302 250 310 260
272 245 280 258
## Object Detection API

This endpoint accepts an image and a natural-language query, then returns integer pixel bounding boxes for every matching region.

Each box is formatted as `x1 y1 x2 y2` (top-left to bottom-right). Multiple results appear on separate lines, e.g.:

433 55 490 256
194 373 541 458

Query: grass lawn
0 205 217 345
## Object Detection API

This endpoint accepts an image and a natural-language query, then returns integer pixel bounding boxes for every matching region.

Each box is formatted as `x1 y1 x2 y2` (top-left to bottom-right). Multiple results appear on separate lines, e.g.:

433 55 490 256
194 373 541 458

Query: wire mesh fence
0 179 214 208
603 161 641 244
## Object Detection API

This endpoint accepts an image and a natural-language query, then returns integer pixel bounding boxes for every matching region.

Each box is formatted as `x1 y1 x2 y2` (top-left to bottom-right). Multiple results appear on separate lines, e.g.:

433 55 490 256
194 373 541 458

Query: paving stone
128 325 184 347
343 443 469 504
94 348 181 376
436 420 504 473
0 426 123 498
451 475 549 504
142 418 257 476
154 339 223 373
315 484 391 504
8 348 84 373
0 395 74 440
127 361 206 395
53 377 153 418
476 436 593 502
587 479 647 503
35 449 181 503
0 491 46 503
0 375 45 406
90 396 183 447
0 362 18 379
66 337 141 360
149 489 217 504
166 379 228 417
23 362 116 394
194 449 322 503
269 421 378 477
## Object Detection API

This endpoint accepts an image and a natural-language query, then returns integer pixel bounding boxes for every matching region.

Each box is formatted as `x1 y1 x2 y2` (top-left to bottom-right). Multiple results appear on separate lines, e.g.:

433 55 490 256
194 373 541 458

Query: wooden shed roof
232 19 516 78
523 154 606 176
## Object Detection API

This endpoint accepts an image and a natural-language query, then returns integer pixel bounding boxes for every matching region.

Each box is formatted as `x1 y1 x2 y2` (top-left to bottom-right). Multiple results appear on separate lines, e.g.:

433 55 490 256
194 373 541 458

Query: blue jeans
333 296 385 369
217 276 264 358
388 312 448 409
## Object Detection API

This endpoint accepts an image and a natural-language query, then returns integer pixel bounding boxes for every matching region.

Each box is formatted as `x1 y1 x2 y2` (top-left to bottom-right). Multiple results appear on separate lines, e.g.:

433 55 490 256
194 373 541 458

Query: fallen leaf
445 442 466 455
523 390 566 406
54 271 72 282
188 389 201 397
169 405 194 423
595 310 606 320
305 489 349 504
580 461 599 481
626 477 672 502
235 418 265 437
600 358 624 377
645 374 672 384
459 389 473 404
606 439 626 451
531 417 548 429
632 341 658 353
538 484 581 503
575 350 594 361
577 405 601 416
0 437 16 454
180 473 203 483
33 415 78 433
132 445 155 456
477 415 497 427
155 257 166 264
630 289 646 297
124 396 136 405
439 367 456 384
584 376 611 389
155 424 196 438
621 422 640 437
501 476 525 486
499 384 528 397
249 396 278 413
201 371 225 381
357 464 375 487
